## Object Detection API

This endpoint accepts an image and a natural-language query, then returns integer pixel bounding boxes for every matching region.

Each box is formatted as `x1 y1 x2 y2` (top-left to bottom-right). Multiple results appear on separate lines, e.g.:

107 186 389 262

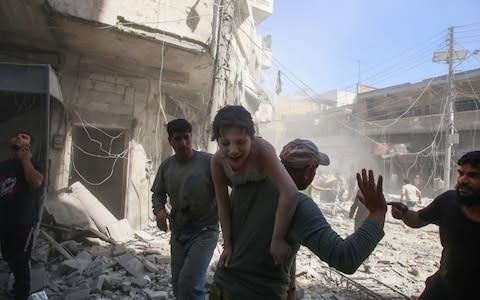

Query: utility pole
206 0 234 152
444 27 456 190
432 27 466 190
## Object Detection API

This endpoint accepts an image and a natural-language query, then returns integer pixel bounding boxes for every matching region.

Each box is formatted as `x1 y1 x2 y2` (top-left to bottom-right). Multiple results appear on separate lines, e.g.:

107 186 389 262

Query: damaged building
0 0 274 231
260 69 480 196
352 68 480 194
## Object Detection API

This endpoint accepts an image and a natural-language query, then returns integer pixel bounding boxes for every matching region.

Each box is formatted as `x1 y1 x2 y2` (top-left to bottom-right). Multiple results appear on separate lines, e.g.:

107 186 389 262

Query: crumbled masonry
0 196 441 299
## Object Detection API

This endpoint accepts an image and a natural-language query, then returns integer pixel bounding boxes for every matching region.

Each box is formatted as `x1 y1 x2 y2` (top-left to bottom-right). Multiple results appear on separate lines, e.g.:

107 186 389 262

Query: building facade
260 69 480 196
0 0 273 228
351 68 480 194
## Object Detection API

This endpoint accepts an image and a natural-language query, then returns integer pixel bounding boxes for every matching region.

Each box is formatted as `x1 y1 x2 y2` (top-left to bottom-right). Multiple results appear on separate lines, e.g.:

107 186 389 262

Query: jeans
171 229 219 300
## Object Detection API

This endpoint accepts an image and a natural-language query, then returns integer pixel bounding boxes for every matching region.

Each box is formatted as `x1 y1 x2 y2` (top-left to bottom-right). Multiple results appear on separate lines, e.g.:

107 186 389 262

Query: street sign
432 49 468 62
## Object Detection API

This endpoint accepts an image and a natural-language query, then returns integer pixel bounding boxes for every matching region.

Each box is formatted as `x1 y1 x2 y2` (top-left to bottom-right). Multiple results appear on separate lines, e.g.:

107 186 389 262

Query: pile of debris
292 195 441 300
0 183 441 300
0 223 175 300
0 181 178 300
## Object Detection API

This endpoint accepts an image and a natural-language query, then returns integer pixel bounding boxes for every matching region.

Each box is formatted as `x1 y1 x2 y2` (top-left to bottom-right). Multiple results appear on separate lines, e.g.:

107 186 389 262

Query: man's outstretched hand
356 169 387 224
388 201 409 220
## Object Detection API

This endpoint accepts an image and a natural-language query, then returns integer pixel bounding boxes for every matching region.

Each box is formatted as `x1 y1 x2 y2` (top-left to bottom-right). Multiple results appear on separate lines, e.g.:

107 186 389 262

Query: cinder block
64 285 91 300
145 289 168 300
90 275 105 293
116 254 145 278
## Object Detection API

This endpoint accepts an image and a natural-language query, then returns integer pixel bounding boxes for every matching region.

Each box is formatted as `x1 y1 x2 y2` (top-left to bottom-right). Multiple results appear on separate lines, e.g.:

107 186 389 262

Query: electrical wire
238 22 450 96
72 153 122 186
350 77 435 129
326 71 449 117
455 63 480 147
72 110 133 185
72 143 128 159
154 40 168 167
74 110 125 155
95 14 214 30
152 0 170 167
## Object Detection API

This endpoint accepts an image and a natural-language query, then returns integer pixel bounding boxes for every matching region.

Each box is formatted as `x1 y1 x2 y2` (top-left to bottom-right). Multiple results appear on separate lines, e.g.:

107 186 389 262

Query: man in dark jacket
390 151 480 299
0 132 44 300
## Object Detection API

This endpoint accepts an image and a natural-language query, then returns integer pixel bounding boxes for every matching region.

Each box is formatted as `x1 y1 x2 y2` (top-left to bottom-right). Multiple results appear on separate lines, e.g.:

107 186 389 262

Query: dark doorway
70 126 128 219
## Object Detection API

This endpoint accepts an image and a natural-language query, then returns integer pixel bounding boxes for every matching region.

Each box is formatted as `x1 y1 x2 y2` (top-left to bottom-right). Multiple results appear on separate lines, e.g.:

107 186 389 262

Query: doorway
70 126 128 219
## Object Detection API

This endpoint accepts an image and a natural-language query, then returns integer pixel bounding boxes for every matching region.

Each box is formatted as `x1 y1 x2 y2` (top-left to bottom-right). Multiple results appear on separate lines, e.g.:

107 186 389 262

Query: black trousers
0 225 34 300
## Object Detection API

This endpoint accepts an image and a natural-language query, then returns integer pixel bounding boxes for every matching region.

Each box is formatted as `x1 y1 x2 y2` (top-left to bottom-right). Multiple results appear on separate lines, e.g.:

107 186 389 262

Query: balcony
262 47 272 69
249 0 273 25
260 34 272 69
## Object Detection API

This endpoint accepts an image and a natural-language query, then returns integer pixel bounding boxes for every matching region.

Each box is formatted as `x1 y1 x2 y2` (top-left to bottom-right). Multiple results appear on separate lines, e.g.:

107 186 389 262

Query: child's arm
211 152 232 267
258 139 299 264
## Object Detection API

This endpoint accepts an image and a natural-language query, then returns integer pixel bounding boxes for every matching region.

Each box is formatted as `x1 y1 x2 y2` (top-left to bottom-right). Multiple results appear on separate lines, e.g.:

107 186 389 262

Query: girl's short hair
211 105 255 141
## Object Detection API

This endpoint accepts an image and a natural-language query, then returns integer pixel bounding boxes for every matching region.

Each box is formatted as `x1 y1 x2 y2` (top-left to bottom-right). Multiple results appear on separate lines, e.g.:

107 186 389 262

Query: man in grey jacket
151 119 218 300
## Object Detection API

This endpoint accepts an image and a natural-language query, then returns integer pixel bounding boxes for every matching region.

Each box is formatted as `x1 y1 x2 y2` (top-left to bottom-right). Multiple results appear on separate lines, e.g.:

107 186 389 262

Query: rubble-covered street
0 225 176 300
0 1 478 300
293 196 442 300
0 196 441 300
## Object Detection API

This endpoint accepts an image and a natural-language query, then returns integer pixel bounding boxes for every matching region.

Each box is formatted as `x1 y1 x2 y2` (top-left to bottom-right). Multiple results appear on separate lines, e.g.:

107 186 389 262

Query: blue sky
257 0 480 95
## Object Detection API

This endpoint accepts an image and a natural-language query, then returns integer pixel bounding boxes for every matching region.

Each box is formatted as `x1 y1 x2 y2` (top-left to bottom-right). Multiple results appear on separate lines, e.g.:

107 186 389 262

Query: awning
0 63 64 103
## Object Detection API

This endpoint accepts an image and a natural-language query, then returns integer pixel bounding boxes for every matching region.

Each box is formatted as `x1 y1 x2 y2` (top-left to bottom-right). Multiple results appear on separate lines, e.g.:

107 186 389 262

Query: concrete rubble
0 223 174 300
0 192 442 300
291 194 442 299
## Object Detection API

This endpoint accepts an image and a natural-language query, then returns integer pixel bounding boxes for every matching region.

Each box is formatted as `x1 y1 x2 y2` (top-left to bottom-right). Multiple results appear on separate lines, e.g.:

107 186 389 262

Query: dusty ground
293 194 442 300
0 195 442 300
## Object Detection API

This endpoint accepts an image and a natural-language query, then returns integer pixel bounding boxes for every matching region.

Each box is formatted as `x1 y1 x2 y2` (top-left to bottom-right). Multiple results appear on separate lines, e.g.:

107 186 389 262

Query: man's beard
456 184 480 207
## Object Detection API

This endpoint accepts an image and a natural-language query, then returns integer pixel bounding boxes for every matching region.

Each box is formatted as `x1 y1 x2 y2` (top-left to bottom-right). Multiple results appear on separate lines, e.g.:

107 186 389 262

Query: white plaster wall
1 0 272 230
275 96 320 116
48 0 215 43
51 54 160 228
234 16 264 81
126 141 151 229
54 51 217 228
336 90 356 107
48 104 70 192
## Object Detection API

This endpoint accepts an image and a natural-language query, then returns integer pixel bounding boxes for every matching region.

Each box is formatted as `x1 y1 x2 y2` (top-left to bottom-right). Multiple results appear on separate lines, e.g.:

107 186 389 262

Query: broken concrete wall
127 141 152 229
56 58 160 228
0 0 274 230
48 45 215 229
47 0 215 45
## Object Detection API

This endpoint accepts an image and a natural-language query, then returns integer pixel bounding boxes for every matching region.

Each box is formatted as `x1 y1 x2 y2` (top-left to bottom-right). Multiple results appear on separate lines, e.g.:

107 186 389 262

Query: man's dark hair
458 151 480 168
166 119 192 138
211 105 255 141
403 179 410 184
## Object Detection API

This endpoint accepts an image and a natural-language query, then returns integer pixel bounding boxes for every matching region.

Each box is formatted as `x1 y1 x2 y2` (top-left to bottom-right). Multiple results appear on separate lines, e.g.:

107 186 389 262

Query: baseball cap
280 138 330 169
